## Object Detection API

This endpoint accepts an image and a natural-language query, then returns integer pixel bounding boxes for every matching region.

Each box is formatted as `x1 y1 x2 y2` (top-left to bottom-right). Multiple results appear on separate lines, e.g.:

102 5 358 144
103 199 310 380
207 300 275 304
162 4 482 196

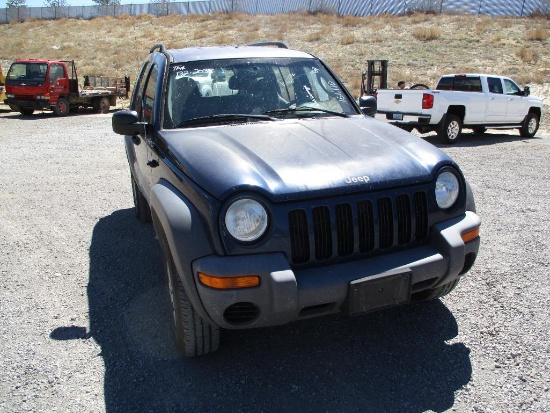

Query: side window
487 77 503 94
504 79 521 95
142 65 159 124
464 77 482 92
49 64 64 84
132 62 151 114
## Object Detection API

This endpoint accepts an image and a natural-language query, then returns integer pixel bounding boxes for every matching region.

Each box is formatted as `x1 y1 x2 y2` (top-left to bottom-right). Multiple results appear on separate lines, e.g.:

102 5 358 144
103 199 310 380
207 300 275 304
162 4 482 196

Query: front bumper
193 211 480 329
5 98 51 110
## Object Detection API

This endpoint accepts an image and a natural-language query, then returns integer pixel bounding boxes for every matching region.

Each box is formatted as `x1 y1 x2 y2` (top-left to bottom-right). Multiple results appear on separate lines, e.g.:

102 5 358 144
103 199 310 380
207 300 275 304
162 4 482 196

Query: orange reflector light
461 227 480 243
198 273 260 289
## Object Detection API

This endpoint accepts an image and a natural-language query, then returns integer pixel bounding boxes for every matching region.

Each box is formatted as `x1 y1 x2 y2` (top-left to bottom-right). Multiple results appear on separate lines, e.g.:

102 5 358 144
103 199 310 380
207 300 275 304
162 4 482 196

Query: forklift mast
361 60 388 96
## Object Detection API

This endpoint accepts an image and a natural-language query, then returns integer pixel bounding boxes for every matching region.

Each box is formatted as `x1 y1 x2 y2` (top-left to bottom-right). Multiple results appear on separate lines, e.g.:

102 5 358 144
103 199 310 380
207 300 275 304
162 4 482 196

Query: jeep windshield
164 57 357 129
6 62 48 87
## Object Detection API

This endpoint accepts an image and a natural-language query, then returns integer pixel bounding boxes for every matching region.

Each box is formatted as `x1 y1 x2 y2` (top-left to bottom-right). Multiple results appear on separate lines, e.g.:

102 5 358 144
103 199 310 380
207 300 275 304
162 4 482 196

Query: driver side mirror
112 110 146 135
359 95 377 117
523 86 530 97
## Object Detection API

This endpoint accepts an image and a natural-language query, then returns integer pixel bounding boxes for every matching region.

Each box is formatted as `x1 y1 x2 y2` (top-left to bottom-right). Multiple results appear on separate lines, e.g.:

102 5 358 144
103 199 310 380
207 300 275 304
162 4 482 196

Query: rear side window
487 77 503 94
436 76 482 92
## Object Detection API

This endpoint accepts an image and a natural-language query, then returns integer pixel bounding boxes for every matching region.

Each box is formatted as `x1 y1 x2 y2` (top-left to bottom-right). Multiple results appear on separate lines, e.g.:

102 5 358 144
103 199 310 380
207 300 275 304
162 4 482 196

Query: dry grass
525 28 548 41
516 47 539 63
412 27 442 41
340 34 356 45
1 12 549 130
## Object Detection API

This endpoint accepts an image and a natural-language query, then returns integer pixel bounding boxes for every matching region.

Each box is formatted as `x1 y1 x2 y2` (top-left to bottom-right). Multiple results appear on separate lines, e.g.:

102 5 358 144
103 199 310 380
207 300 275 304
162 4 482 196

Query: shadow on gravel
423 131 544 148
86 208 472 413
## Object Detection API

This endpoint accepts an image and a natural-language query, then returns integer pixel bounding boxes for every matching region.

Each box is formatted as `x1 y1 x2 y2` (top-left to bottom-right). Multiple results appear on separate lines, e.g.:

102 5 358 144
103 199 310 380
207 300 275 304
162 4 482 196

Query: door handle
147 159 159 168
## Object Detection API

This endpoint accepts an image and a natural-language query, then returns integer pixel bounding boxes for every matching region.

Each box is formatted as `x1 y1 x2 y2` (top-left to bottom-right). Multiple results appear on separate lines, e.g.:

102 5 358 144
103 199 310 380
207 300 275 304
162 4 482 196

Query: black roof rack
248 42 288 49
150 43 166 53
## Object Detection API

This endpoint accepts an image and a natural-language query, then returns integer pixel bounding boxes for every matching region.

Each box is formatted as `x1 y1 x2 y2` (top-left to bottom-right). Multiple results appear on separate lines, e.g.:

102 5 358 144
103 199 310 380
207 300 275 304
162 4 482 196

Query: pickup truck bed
375 74 543 144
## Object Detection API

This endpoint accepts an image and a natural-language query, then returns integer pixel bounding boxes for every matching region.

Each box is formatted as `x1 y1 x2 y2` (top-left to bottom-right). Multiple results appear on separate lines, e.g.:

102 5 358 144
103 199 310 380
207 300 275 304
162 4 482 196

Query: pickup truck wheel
413 278 461 301
409 83 430 90
131 176 151 223
438 114 462 144
164 248 220 357
98 97 110 113
54 98 70 116
520 113 539 138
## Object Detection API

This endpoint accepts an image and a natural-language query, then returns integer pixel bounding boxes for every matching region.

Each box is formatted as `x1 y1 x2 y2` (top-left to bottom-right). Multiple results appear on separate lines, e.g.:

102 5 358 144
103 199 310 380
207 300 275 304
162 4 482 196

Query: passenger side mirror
524 86 530 97
112 110 146 135
359 95 377 117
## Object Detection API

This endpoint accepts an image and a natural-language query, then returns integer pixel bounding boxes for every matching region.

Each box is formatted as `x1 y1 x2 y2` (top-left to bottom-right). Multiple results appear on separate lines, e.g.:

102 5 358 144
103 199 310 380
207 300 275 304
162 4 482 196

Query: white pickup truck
375 74 543 144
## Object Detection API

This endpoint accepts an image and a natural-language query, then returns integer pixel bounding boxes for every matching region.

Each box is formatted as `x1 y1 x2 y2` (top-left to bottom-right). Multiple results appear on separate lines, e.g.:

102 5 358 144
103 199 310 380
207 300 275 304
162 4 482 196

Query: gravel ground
0 110 548 413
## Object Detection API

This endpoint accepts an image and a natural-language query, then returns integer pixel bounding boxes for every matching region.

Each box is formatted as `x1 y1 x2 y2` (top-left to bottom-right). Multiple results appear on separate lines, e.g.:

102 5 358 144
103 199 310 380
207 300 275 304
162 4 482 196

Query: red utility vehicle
4 59 126 116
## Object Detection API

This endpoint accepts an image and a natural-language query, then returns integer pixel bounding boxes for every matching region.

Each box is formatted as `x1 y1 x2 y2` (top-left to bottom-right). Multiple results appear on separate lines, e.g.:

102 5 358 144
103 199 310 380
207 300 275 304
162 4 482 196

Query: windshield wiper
178 113 278 128
263 105 349 118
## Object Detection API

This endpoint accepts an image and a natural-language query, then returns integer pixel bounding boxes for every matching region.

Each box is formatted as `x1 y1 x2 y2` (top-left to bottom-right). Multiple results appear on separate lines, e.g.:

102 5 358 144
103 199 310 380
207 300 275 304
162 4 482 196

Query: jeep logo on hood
345 175 370 184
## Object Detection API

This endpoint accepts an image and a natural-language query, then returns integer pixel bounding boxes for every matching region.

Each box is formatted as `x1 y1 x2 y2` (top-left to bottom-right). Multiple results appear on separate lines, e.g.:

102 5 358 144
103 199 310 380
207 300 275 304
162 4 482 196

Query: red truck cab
4 59 76 116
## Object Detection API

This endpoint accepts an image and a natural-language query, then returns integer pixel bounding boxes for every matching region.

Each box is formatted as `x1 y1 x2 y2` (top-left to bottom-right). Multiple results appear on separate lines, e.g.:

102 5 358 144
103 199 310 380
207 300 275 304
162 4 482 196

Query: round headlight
435 171 459 209
225 198 268 242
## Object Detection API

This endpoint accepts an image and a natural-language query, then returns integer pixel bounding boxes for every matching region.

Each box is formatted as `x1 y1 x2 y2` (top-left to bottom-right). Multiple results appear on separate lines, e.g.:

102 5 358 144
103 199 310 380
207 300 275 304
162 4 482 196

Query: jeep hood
159 116 455 201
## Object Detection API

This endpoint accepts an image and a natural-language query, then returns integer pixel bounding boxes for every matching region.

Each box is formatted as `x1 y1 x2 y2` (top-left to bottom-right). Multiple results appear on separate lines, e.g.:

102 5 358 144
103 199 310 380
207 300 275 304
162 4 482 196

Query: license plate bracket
345 271 412 316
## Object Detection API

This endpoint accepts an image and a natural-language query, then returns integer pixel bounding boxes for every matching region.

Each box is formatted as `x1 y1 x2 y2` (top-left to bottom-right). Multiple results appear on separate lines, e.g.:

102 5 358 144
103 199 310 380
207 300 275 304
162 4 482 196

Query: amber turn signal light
461 227 480 243
198 273 260 289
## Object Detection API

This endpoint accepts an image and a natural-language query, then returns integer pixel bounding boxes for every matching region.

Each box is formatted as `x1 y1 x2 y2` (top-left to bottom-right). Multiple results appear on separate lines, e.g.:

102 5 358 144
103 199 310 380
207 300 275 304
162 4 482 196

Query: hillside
1 12 549 131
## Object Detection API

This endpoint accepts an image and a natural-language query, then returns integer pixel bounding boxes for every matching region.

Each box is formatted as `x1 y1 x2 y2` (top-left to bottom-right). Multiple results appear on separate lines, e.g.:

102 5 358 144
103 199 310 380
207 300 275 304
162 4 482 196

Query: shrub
525 28 548 41
340 34 356 45
412 27 441 41
516 47 539 63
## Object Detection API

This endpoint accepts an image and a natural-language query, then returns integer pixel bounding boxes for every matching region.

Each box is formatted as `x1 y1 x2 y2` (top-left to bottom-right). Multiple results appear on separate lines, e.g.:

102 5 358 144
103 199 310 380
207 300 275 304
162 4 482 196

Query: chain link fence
2 0 549 23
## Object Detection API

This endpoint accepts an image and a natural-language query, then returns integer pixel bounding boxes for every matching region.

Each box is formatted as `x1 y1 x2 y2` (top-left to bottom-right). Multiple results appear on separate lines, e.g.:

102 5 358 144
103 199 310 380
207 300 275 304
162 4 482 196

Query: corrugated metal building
2 0 548 23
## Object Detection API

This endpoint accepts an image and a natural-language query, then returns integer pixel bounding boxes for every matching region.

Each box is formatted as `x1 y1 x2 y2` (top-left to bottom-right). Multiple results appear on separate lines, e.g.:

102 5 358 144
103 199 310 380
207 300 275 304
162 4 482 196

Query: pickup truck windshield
164 57 356 129
6 62 48 86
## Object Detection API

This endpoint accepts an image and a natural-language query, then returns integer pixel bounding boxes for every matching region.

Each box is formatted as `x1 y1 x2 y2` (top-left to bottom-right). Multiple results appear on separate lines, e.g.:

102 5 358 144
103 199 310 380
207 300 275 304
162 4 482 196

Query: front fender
150 179 216 323
465 179 476 213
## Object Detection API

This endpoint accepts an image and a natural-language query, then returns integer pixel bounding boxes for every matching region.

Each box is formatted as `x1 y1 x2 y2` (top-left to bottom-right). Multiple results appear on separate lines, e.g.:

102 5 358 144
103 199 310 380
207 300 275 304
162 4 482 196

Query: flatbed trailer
4 59 126 116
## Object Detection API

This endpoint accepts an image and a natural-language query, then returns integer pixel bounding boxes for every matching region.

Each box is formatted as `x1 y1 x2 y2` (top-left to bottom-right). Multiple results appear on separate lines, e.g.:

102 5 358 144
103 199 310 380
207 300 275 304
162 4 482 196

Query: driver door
503 78 527 123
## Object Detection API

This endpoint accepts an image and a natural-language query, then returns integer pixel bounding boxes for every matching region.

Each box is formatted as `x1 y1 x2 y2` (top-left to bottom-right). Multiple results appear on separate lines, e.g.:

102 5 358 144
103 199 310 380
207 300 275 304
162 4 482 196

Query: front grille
14 95 36 100
288 191 429 265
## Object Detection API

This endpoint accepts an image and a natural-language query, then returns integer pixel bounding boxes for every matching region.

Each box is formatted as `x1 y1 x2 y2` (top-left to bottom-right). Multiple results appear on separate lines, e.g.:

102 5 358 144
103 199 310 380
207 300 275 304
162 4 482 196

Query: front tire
54 98 70 116
413 278 461 301
20 107 35 116
520 113 539 138
131 176 151 223
438 114 462 144
164 248 220 357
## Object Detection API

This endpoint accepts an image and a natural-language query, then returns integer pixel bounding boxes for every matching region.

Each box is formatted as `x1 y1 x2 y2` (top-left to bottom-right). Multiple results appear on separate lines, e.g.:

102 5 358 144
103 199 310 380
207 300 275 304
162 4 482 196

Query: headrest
228 75 249 90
